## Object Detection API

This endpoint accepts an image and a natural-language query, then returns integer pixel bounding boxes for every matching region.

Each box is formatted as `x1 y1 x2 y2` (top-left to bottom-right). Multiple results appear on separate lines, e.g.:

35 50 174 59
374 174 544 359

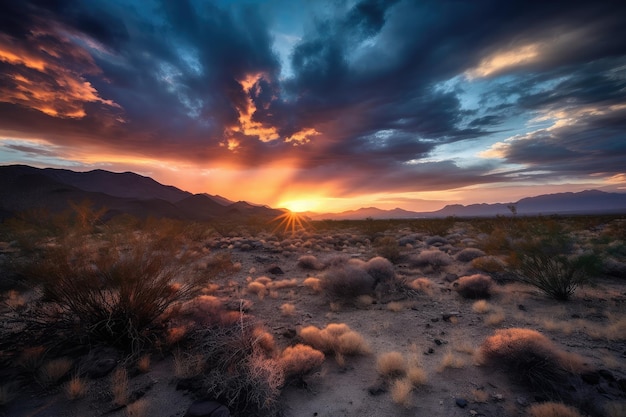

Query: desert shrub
297 255 323 270
279 344 325 378
472 300 491 313
247 281 267 299
299 323 370 357
322 264 375 301
456 248 486 262
65 375 88 400
425 235 448 246
527 402 583 417
509 226 602 300
409 249 452 270
39 357 73 386
374 237 401 263
302 277 322 293
406 277 433 295
471 255 506 273
376 351 406 377
513 251 600 301
111 367 129 406
19 234 212 353
391 378 413 407
364 256 396 285
280 303 296 316
407 366 427 386
478 328 584 394
188 316 285 417
454 274 493 299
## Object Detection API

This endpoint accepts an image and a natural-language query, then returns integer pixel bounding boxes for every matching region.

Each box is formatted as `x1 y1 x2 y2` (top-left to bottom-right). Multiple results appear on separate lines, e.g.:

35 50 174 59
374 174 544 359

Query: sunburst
271 210 311 234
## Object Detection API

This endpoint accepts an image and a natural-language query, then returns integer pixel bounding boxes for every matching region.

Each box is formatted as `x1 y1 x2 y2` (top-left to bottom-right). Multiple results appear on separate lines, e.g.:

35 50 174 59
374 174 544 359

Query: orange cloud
466 43 539 79
0 29 119 119
230 73 280 142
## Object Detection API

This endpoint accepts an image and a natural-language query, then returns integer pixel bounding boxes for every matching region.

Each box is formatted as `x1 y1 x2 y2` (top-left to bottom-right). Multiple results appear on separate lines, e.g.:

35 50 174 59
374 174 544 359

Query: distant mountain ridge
309 190 626 220
0 165 284 222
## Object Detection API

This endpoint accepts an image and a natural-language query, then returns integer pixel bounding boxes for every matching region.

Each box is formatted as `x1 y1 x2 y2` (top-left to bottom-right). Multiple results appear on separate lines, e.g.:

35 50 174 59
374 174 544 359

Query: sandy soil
1 222 625 417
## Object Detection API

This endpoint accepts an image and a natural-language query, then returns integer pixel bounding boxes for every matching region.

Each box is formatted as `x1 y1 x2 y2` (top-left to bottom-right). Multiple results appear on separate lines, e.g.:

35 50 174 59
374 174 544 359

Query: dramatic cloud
0 0 625 210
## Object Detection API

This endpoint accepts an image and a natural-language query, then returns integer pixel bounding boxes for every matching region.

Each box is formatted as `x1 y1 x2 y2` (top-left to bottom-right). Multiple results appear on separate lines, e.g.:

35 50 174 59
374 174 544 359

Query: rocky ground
1 218 625 417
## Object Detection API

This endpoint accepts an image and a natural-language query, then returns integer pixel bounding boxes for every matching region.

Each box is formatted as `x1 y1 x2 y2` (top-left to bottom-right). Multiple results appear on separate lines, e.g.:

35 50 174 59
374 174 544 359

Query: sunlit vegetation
0 210 625 416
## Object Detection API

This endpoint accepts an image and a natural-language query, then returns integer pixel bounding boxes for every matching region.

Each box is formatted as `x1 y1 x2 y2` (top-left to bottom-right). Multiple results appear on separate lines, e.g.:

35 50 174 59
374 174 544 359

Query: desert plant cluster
1 208 625 416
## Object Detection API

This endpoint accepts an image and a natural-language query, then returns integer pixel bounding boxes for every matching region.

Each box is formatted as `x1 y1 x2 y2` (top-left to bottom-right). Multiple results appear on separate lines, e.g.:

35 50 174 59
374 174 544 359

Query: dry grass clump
472 388 489 403
173 350 206 379
39 358 73 386
478 328 585 394
376 351 406 377
386 301 405 312
279 344 325 377
297 255 324 270
472 256 506 273
64 375 88 400
321 264 375 301
280 303 296 316
268 279 298 290
111 367 129 406
454 274 493 299
406 277 433 295
485 309 506 326
302 277 322 293
299 323 370 358
409 249 452 270
137 354 151 373
456 247 486 262
472 299 492 313
438 350 465 371
22 235 213 352
247 281 267 299
407 366 428 386
527 402 583 417
126 399 148 417
390 378 413 408
253 328 276 353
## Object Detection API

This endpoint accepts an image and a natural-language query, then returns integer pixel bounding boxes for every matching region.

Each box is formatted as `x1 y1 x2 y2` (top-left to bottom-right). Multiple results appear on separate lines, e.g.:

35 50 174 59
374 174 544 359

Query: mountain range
1 165 625 222
308 190 626 220
0 165 283 222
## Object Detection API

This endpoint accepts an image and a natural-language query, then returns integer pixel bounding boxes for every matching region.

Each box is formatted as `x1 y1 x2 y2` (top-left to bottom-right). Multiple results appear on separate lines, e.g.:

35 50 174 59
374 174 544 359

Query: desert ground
0 214 625 417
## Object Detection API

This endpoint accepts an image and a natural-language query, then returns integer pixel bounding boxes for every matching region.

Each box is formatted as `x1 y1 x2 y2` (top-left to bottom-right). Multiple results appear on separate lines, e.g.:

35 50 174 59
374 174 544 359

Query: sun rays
271 210 311 235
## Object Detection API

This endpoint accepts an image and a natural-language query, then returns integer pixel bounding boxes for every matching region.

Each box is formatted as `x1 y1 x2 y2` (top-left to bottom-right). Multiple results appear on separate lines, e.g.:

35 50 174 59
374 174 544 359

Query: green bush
510 227 601 301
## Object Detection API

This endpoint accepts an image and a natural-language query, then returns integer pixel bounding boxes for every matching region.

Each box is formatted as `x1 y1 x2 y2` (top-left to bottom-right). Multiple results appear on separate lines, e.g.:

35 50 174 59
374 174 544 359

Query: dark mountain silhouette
0 165 283 222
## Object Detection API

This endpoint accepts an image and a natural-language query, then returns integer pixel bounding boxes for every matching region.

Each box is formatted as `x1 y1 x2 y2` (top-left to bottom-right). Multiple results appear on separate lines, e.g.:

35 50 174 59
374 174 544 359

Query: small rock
367 381 387 396
185 400 230 417
455 398 468 408
442 312 459 322
434 339 443 346
516 396 529 407
282 328 297 338
267 266 284 275
491 393 504 402
470 410 478 416
571 313 581 319
424 347 435 355
518 304 526 311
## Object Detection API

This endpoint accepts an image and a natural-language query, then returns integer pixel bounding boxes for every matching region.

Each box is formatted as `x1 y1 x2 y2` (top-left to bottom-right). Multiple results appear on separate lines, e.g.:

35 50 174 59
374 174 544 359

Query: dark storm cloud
1 0 625 194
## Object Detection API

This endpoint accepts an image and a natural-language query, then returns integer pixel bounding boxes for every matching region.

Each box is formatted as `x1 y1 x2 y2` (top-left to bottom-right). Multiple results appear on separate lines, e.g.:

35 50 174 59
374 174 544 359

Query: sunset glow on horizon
1 1 624 213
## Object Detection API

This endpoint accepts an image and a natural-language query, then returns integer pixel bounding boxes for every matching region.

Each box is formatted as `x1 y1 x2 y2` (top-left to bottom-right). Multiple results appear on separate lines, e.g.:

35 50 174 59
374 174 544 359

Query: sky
1 0 625 213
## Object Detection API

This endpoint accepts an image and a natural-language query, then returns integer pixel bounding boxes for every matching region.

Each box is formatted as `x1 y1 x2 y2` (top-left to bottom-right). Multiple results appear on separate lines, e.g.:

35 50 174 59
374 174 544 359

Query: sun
279 198 319 213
